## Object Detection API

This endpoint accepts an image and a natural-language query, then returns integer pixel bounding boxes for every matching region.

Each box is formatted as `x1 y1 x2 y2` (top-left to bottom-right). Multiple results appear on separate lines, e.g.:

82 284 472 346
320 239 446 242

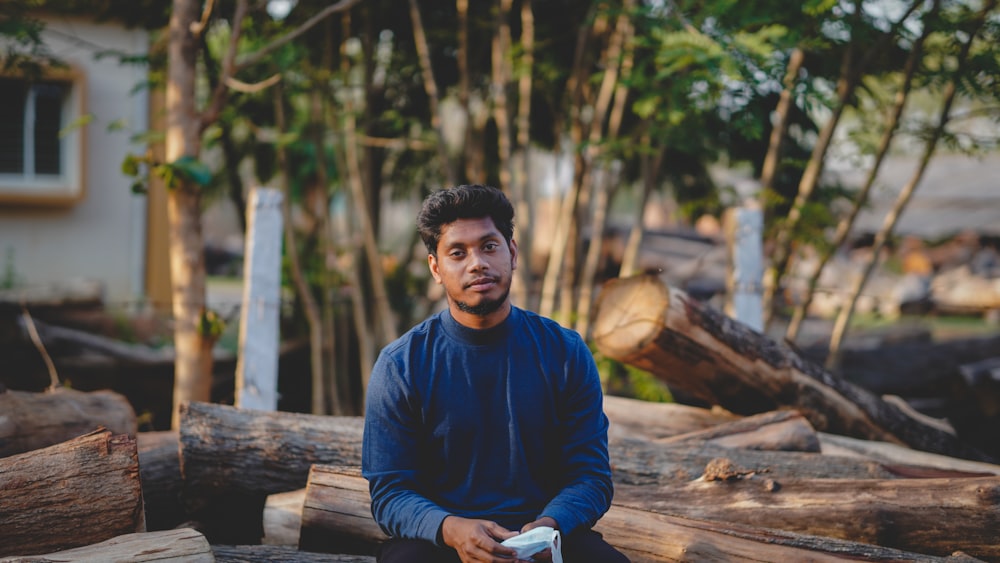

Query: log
818 432 1000 477
179 401 364 498
656 409 821 452
137 430 186 531
591 274 998 463
0 430 145 557
613 472 1000 559
0 529 213 563
178 402 362 544
0 387 137 457
299 465 974 563
212 545 375 563
610 438 918 487
603 394 739 441
264 489 306 546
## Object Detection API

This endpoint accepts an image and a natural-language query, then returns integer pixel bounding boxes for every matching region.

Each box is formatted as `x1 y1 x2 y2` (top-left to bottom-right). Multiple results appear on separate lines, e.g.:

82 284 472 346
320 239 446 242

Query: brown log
591 274 997 463
0 529 212 563
177 402 363 544
656 409 821 452
611 438 915 487
604 394 739 441
212 544 375 562
299 465 973 563
137 430 186 531
0 430 145 557
179 401 363 498
264 489 306 546
818 432 1000 477
613 471 1000 559
0 387 137 457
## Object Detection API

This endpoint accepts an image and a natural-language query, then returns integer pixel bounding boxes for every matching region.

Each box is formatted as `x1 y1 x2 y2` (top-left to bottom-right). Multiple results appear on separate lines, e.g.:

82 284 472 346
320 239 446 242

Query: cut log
613 471 1000 559
0 529 213 563
0 430 145 557
0 387 137 457
178 402 362 544
603 394 739 441
137 430 186 531
656 409 820 452
611 438 920 487
591 274 997 463
818 432 1000 477
179 401 364 498
264 489 306 546
212 544 375 562
299 466 384 554
299 465 974 563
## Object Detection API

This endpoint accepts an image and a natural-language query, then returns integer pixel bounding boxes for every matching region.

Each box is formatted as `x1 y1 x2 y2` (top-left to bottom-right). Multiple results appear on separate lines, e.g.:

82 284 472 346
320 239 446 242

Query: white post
235 188 284 411
724 203 764 332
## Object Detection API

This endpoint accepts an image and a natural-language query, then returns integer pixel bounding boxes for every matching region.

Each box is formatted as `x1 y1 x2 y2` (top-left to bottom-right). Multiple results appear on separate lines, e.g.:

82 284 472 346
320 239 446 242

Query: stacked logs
3 278 1000 561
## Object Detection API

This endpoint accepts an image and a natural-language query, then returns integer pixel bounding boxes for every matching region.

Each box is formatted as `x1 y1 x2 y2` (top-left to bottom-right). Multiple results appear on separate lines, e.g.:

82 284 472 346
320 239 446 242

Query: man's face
428 216 518 328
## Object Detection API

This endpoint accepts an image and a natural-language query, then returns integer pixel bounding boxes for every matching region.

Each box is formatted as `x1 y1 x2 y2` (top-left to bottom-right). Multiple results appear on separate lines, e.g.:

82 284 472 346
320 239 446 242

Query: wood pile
3 280 1000 561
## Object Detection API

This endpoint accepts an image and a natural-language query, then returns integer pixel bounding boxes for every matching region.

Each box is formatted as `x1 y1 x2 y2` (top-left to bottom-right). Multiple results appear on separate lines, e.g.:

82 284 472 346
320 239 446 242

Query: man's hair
417 184 515 256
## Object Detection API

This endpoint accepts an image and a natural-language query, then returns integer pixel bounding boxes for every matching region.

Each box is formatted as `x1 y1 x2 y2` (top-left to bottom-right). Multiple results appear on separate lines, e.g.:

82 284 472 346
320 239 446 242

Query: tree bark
603 394 739 441
0 529 213 563
610 437 914 487
591 274 999 463
614 473 1000 559
212 544 375 563
299 465 973 563
178 401 363 498
657 410 821 453
0 388 136 457
0 430 144 557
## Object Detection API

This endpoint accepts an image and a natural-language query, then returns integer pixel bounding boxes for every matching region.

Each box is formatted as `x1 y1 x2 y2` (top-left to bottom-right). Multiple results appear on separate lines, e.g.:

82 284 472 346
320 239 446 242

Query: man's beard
456 286 510 317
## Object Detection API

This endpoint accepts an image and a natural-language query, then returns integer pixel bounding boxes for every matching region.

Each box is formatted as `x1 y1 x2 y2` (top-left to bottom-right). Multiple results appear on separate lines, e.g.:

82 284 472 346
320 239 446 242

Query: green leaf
168 155 213 187
121 153 141 177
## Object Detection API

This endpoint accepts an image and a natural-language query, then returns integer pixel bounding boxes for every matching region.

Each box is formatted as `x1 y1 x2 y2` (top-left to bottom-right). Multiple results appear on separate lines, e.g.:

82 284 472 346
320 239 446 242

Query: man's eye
484 242 499 251
450 251 465 259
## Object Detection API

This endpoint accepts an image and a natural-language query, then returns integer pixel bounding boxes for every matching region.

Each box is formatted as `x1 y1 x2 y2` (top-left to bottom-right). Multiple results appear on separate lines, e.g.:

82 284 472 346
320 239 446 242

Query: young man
362 184 629 562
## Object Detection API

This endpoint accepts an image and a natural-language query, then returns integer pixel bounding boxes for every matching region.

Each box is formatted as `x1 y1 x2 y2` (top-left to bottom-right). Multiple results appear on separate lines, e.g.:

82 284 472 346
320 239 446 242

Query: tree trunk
591 274 999 463
757 47 804 198
0 430 144 557
0 388 136 457
0 529 213 563
166 0 213 431
298 466 971 563
614 473 1000 559
408 0 456 185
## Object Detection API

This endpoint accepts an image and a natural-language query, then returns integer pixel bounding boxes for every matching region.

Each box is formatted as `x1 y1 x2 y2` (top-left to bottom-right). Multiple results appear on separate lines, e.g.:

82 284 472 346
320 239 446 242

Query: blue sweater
361 306 613 545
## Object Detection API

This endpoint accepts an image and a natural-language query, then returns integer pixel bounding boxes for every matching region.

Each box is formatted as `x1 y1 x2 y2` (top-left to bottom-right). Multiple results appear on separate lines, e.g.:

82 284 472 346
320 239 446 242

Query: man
362 184 629 562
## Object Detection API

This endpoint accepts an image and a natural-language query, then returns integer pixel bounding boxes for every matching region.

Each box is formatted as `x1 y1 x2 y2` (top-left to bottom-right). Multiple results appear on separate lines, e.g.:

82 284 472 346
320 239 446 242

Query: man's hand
441 515 523 562
516 517 560 562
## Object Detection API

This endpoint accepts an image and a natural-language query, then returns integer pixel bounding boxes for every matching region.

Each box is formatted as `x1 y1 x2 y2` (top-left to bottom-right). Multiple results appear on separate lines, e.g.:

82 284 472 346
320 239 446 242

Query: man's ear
428 254 443 284
509 239 518 271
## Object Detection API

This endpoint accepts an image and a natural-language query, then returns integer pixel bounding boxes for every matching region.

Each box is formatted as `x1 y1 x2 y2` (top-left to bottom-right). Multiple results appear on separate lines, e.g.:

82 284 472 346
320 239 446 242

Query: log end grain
592 275 670 361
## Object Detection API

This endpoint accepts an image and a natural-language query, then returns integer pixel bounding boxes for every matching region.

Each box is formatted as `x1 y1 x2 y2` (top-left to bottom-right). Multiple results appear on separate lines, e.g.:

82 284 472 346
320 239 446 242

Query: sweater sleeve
361 350 452 544
537 331 614 536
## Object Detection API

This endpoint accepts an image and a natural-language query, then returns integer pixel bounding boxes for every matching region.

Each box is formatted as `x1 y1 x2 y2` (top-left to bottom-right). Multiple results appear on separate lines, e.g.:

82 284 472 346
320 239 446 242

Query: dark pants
376 528 630 563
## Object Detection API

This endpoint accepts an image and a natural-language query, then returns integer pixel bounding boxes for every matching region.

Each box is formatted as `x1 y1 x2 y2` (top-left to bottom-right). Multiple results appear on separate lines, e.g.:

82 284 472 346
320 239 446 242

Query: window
0 70 85 204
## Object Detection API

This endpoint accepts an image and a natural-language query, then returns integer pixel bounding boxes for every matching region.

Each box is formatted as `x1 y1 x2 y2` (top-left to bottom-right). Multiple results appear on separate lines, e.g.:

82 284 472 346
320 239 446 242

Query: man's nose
468 249 489 270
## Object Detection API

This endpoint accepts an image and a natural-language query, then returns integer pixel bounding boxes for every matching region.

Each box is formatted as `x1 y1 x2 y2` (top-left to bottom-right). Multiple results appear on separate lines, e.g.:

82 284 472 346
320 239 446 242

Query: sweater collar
441 306 519 346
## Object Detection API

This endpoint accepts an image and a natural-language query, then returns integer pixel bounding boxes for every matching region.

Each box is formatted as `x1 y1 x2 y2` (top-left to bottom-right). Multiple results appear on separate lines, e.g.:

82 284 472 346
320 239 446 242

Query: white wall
0 17 150 305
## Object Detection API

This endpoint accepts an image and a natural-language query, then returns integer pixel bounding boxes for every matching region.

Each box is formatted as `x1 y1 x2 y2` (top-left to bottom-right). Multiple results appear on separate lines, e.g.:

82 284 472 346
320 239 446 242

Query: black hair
417 184 515 256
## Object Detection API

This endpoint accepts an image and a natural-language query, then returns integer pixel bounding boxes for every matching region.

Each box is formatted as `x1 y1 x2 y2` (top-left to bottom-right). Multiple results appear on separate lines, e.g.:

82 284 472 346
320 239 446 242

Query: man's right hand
440 515 524 562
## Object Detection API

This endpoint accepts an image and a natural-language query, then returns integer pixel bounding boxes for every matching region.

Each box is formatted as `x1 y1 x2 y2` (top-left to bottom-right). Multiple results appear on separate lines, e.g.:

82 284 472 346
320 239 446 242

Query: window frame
0 65 87 206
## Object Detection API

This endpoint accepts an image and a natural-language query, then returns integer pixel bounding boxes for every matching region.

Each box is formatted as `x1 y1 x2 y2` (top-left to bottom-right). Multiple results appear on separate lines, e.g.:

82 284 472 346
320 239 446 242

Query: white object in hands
500 526 563 563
